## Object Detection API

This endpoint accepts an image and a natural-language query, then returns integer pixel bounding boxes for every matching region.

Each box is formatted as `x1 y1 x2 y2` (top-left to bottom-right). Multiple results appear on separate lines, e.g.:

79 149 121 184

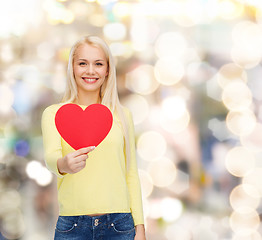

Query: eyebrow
77 59 106 62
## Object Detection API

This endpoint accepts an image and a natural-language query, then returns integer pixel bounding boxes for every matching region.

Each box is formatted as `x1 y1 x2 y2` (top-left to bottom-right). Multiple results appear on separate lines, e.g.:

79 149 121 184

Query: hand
57 146 95 174
135 224 146 240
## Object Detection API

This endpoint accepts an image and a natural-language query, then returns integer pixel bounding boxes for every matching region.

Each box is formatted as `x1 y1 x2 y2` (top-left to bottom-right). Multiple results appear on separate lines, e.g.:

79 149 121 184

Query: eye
79 62 86 66
96 62 103 66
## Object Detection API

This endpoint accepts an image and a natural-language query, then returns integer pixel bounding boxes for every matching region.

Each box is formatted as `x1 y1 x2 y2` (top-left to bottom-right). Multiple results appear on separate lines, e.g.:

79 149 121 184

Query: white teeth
83 78 97 82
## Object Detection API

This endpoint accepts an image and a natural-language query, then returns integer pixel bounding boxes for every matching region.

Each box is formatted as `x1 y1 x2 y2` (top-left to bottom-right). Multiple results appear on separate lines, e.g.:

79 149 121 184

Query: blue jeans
54 213 136 240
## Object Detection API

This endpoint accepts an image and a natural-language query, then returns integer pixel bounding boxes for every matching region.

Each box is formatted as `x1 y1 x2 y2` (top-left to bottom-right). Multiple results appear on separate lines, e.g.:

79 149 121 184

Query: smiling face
73 43 108 97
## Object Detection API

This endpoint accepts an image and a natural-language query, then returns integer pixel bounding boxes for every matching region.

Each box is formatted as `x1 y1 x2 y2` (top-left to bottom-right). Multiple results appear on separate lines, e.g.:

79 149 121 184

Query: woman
41 36 146 239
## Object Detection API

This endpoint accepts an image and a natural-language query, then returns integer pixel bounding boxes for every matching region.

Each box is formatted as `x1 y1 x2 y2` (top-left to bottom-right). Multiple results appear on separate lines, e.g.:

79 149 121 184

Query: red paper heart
55 103 113 150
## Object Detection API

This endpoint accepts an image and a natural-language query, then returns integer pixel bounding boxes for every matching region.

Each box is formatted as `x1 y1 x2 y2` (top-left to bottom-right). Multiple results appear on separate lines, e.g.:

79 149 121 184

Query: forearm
57 157 66 175
135 224 146 239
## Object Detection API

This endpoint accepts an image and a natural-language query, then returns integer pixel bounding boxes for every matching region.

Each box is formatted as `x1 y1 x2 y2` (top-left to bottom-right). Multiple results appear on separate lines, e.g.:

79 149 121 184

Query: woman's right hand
57 146 96 174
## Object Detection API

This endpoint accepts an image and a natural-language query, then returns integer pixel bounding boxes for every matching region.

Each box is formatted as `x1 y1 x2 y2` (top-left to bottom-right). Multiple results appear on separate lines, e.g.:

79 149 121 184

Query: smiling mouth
82 77 98 83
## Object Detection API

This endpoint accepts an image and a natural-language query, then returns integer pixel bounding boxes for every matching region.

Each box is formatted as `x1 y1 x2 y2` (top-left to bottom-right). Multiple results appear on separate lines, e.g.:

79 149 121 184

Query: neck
74 91 101 106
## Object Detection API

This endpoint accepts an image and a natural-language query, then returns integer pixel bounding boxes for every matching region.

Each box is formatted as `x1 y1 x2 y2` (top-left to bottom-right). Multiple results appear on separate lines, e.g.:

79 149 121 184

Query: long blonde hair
61 35 130 168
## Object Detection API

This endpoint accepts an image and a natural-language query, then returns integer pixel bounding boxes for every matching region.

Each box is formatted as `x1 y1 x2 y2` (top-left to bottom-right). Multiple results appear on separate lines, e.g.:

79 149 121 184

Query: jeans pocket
55 216 78 233
111 214 135 234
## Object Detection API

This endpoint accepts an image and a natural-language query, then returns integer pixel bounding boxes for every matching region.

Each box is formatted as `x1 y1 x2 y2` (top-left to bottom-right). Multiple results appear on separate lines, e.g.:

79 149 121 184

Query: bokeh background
1 0 262 239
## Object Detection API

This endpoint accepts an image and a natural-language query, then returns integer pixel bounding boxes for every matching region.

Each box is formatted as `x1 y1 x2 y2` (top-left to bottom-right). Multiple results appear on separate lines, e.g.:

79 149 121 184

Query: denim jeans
54 213 136 240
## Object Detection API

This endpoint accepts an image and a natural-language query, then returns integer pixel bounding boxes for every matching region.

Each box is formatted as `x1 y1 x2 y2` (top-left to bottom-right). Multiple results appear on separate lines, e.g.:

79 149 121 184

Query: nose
85 64 95 74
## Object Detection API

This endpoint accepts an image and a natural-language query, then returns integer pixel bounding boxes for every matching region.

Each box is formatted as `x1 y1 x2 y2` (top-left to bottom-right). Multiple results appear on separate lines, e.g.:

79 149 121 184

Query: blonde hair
61 35 130 168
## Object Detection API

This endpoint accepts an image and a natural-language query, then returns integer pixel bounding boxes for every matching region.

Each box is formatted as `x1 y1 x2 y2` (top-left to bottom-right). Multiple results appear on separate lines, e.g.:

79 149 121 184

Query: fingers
67 156 87 173
74 154 89 164
72 146 96 157
74 160 87 170
65 146 96 174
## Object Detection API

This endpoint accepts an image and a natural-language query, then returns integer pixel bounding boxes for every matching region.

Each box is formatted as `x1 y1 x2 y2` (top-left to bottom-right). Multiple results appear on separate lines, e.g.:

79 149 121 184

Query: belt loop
107 213 111 223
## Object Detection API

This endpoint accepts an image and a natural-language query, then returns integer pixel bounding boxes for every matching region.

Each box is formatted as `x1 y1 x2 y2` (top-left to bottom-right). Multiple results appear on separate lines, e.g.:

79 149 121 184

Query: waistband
58 212 133 228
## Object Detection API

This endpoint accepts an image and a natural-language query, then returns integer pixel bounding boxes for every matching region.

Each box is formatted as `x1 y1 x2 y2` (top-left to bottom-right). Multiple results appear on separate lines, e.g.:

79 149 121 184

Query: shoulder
42 103 66 118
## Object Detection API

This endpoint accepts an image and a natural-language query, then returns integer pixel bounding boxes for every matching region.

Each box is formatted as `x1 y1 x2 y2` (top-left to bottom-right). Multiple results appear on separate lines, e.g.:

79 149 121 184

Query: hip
54 212 135 240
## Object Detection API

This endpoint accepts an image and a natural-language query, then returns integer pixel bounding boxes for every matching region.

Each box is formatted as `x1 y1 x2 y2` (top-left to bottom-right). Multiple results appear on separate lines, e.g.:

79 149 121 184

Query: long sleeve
41 103 144 222
41 104 66 178
125 109 144 225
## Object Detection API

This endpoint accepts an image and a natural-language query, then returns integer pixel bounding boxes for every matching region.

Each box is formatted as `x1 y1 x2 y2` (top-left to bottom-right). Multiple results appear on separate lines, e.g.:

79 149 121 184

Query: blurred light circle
225 147 255 177
12 81 33 114
240 123 262 153
226 110 256 136
160 197 183 222
14 140 30 157
113 2 133 18
26 161 42 180
109 42 132 57
162 96 186 120
36 167 53 186
154 58 184 85
232 230 262 240
68 1 89 18
137 131 167 162
160 109 190 134
173 1 203 27
130 15 150 52
37 42 55 60
165 223 192 240
97 0 114 4
46 3 75 25
184 47 201 63
206 75 223 101
103 23 127 41
231 45 261 69
217 63 247 88
229 184 260 213
2 209 25 239
231 21 262 69
88 14 107 27
122 94 149 125
26 161 53 186
242 184 261 199
0 43 14 63
218 0 244 20
148 199 162 219
155 32 187 59
110 42 125 57
232 21 262 48
27 234 48 240
0 190 21 211
243 168 262 197
230 210 260 233
125 64 159 95
148 157 176 187
0 83 14 114
0 0 40 37
138 169 154 198
173 14 197 27
61 10 75 24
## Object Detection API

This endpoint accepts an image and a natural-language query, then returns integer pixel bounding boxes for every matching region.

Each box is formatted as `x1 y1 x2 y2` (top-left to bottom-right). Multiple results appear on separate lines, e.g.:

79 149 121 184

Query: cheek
101 67 109 77
97 68 108 77
73 66 83 78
